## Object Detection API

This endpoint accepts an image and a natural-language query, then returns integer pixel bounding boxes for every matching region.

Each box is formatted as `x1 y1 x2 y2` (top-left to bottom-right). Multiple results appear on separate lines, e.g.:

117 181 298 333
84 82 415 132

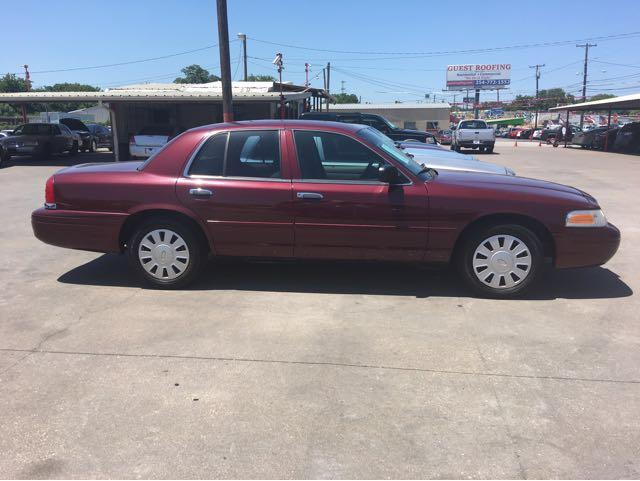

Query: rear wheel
486 145 494 153
457 224 543 298
127 219 205 289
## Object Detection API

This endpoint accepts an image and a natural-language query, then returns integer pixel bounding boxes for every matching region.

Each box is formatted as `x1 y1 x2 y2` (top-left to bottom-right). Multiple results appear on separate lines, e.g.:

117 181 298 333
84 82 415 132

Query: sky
3 0 640 104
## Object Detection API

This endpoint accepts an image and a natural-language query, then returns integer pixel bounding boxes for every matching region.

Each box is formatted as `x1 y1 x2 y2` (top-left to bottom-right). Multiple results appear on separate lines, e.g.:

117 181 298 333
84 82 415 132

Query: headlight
565 209 607 227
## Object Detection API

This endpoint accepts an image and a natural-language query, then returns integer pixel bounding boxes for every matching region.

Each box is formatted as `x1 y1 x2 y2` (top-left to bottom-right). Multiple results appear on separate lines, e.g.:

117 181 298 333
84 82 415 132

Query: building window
404 121 417 130
426 121 439 130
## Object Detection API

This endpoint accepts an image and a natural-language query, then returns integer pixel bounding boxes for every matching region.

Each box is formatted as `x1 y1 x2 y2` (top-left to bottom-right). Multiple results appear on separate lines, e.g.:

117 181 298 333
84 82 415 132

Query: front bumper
554 222 620 268
32 207 126 253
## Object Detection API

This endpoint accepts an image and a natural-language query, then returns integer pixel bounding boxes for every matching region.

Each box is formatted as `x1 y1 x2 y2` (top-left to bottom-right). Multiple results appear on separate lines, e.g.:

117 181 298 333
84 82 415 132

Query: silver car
401 145 516 176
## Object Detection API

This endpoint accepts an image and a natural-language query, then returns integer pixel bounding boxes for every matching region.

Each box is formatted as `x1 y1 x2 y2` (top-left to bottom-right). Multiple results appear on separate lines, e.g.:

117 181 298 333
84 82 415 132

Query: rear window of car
21 124 54 135
139 126 174 136
459 121 487 129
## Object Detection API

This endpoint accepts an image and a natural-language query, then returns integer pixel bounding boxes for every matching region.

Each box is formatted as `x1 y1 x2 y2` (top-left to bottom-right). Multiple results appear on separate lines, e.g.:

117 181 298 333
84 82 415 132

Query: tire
486 145 494 154
127 218 205 289
89 139 97 152
69 141 78 156
454 144 461 152
450 143 454 151
456 224 543 298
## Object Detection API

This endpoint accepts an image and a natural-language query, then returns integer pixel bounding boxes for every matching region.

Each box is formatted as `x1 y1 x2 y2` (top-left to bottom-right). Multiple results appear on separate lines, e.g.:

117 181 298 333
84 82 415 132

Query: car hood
394 128 427 137
432 170 597 204
416 156 510 175
405 146 477 161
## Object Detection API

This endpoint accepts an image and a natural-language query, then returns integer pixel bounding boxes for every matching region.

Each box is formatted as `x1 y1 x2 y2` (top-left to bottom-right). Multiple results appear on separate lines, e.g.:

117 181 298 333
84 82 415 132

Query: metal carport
0 81 332 161
550 92 640 149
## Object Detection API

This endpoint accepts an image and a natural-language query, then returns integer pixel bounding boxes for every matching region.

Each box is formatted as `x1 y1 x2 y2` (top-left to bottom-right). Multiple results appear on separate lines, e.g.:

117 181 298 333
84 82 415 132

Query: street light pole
237 33 247 81
216 0 233 122
273 53 284 119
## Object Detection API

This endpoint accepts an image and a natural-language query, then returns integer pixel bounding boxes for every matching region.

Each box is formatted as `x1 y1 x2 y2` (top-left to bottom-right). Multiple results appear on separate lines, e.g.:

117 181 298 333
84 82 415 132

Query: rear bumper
554 223 621 268
457 140 494 147
129 144 162 158
32 207 127 253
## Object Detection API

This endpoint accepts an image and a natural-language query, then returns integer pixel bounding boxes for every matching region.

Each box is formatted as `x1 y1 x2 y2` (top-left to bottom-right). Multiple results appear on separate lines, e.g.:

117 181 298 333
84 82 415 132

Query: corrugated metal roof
331 102 450 110
549 92 640 111
0 81 315 103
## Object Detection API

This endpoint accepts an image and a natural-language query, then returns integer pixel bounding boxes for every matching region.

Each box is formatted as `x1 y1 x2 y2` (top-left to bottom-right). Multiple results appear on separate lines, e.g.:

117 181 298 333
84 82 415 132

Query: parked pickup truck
451 119 495 153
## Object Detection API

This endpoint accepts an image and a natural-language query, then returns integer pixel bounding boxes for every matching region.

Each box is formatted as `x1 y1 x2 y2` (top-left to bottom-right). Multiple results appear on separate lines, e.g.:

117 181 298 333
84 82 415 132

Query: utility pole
304 63 309 88
340 80 345 94
21 64 30 123
237 33 247 81
273 53 284 119
529 64 545 130
577 43 596 128
216 0 233 122
474 89 480 119
326 62 331 111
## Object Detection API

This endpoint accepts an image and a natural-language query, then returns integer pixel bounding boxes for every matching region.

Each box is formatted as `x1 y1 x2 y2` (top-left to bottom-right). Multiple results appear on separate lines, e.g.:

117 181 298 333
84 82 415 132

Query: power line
247 31 640 58
16 41 239 75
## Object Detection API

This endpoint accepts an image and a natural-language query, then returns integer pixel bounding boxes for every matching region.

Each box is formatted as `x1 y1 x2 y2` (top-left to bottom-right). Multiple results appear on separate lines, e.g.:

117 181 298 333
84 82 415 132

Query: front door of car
289 129 428 261
176 129 294 257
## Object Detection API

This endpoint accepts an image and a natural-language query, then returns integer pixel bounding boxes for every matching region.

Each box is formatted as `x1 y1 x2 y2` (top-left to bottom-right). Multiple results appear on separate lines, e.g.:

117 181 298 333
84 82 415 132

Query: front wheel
89 139 97 152
127 219 205 289
457 224 543 298
69 141 78 156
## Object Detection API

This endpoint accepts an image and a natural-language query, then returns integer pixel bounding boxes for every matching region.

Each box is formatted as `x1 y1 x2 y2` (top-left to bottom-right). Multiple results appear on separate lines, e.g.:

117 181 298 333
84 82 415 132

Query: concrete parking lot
1 143 639 478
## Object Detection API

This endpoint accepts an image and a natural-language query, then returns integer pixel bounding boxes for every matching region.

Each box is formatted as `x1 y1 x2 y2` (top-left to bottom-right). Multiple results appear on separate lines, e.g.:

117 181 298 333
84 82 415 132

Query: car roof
188 119 366 134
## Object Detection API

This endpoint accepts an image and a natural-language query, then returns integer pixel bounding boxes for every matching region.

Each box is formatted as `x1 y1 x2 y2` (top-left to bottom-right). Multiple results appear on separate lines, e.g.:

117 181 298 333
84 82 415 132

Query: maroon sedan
32 120 620 297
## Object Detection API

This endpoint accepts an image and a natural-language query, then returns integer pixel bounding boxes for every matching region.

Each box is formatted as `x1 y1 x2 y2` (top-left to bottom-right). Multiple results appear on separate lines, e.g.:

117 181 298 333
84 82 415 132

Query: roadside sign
446 64 511 91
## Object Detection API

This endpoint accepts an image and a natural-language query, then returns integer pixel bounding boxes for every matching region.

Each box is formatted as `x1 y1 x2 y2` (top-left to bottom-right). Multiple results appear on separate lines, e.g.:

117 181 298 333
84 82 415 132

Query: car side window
188 133 227 176
226 130 281 178
293 130 388 182
363 116 390 134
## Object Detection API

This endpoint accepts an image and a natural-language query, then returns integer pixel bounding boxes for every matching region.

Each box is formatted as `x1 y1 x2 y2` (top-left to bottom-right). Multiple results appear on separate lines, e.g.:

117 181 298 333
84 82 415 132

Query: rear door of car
175 129 294 257
288 128 428 261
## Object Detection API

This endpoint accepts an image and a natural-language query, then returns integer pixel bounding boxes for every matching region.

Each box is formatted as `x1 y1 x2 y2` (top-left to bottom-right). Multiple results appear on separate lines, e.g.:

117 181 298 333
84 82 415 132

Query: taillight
45 175 56 208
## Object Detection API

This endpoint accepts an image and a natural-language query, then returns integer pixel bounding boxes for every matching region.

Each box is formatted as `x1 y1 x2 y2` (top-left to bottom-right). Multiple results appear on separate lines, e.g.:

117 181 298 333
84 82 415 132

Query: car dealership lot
1 146 639 478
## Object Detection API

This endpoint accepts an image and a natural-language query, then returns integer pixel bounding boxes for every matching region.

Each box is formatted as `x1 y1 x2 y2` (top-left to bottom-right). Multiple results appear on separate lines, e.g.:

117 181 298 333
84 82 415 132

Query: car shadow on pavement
58 253 632 300
0 151 114 169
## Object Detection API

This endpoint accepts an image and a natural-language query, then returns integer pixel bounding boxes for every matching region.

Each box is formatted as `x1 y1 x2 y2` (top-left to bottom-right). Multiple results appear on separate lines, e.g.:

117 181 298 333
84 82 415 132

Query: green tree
174 64 221 84
333 93 359 104
588 93 616 102
0 74 30 117
36 82 101 111
246 74 276 81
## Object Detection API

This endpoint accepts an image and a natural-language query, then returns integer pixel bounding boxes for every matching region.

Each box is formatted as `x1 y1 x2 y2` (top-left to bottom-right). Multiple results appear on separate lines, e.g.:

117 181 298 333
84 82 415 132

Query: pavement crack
1 347 639 385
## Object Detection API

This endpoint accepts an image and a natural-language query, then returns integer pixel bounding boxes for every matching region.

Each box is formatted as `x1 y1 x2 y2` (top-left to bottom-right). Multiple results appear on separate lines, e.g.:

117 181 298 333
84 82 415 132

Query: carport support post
564 109 569 148
109 104 120 162
605 109 612 151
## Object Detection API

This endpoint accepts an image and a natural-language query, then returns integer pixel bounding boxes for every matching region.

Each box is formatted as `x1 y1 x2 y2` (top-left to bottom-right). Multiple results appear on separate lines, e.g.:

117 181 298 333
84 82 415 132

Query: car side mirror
378 165 400 184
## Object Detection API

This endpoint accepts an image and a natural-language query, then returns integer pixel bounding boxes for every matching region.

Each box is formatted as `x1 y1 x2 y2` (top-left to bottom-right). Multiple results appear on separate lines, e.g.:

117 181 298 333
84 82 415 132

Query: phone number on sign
474 79 510 86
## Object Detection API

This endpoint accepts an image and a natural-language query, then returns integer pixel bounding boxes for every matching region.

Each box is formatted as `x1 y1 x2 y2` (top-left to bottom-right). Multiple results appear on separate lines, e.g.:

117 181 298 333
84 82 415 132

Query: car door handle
296 192 324 200
189 188 213 198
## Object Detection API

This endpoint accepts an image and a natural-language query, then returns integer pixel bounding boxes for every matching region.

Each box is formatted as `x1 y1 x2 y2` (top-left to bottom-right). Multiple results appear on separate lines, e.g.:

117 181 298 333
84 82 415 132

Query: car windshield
356 126 427 177
459 120 487 129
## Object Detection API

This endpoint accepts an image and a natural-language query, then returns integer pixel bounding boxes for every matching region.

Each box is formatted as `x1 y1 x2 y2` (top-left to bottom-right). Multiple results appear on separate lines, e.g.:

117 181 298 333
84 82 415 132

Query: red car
32 120 620 297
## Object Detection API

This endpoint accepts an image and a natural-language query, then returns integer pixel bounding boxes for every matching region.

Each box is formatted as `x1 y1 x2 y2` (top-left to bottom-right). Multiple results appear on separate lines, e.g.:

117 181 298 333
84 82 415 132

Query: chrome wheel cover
472 234 532 290
138 229 190 280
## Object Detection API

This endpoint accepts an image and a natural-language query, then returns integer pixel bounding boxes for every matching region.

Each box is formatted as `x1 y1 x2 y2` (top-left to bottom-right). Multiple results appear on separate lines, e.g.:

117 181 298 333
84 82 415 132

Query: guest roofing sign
446 64 511 90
